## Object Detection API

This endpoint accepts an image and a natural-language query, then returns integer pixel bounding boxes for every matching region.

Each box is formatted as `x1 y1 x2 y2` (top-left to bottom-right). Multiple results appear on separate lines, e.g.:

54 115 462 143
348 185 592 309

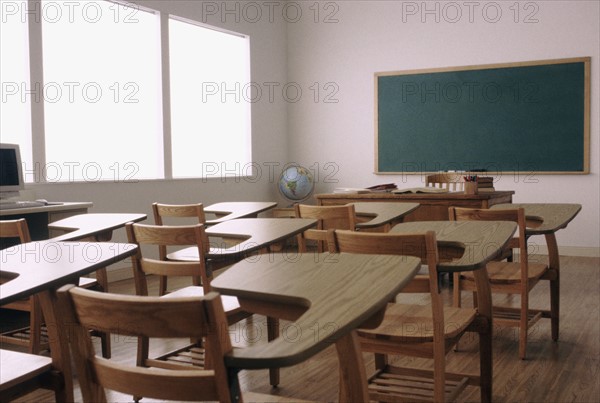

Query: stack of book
476 177 495 191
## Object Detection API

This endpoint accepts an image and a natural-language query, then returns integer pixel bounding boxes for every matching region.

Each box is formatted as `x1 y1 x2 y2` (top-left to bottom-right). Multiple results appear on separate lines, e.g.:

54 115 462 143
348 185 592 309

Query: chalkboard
375 57 590 174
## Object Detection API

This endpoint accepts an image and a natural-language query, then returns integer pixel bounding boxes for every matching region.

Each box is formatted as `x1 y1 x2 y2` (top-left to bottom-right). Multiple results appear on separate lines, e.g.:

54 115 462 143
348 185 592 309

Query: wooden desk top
316 190 515 201
0 241 137 305
391 221 517 272
167 218 317 262
48 213 147 241
353 202 419 229
211 253 421 369
204 202 277 224
491 203 582 235
0 202 93 216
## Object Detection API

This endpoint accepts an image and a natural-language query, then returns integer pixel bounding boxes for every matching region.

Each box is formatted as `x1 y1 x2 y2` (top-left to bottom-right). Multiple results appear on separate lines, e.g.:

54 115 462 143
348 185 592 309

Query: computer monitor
0 143 25 200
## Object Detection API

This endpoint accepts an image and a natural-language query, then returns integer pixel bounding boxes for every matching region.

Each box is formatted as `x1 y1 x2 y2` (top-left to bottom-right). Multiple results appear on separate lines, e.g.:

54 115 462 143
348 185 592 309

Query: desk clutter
333 174 496 196
0 198 583 402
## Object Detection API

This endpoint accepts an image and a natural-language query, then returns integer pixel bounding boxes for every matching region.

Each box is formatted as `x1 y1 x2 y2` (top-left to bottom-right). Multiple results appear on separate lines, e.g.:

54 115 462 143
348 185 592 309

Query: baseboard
106 264 134 283
532 245 600 258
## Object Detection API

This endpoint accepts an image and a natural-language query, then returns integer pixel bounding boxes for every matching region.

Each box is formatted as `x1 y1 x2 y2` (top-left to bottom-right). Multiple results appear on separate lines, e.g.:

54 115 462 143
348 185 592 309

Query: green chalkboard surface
375 57 590 174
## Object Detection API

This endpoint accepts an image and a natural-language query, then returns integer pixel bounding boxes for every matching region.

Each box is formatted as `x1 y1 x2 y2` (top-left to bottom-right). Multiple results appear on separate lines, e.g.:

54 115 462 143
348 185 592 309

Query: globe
278 165 315 202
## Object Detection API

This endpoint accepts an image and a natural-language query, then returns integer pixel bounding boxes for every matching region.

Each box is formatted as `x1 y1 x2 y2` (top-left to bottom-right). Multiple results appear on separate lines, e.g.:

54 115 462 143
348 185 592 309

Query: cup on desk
464 181 478 195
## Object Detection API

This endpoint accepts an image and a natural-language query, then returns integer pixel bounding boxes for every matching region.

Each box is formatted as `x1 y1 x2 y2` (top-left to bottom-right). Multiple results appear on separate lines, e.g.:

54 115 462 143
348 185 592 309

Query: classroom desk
353 202 419 230
211 252 422 402
204 201 277 224
0 202 93 245
167 218 317 263
491 203 582 340
48 213 147 291
316 190 515 221
49 213 147 242
0 241 137 402
390 220 518 402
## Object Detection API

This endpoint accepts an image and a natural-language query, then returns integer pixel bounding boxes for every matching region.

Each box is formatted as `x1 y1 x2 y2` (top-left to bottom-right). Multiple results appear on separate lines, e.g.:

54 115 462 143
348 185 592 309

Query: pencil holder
464 181 478 195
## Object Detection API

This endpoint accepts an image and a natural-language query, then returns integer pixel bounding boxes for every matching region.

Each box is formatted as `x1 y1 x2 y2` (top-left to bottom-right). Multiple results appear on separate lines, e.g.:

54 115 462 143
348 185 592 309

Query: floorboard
5 255 599 402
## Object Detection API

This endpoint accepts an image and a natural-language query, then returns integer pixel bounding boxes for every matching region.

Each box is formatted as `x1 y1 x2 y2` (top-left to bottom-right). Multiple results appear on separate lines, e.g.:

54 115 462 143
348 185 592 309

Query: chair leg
519 291 529 360
29 296 42 354
550 274 560 341
100 332 111 359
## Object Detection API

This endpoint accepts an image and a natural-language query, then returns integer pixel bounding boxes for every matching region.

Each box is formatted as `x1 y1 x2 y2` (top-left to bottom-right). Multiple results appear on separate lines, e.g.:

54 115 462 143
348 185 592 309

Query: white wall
28 0 599 255
286 0 600 254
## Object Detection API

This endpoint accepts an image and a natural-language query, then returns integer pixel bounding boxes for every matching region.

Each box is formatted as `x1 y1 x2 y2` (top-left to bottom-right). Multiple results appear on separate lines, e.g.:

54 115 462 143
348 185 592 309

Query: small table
167 218 317 263
211 252 422 402
390 220 518 402
491 203 582 340
0 241 138 402
204 202 277 225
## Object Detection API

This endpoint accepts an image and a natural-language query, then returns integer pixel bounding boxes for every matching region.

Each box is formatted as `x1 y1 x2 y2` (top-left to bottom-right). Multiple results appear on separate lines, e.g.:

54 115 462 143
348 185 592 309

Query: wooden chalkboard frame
375 57 590 175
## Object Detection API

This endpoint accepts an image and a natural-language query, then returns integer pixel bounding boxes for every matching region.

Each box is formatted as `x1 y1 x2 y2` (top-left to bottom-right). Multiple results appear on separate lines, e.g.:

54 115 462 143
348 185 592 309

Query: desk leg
335 330 369 402
545 233 560 341
473 269 493 403
38 290 73 403
267 316 280 387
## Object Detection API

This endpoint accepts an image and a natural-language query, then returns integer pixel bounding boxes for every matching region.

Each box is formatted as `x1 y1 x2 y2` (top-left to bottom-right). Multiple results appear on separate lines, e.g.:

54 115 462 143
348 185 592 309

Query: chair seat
358 303 477 343
462 261 548 284
78 277 99 289
163 286 243 313
163 286 248 324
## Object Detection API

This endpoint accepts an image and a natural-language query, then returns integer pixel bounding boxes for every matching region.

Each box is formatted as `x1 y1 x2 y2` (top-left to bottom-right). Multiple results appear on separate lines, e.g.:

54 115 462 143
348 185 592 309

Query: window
1 0 33 172
2 1 251 182
41 1 162 182
169 18 251 179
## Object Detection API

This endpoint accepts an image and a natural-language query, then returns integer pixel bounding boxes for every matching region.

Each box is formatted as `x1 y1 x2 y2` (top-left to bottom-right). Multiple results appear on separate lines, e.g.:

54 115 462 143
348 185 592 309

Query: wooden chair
293 203 356 252
327 229 488 402
55 285 303 403
125 222 280 388
0 219 108 357
449 207 551 360
425 173 464 191
152 202 206 295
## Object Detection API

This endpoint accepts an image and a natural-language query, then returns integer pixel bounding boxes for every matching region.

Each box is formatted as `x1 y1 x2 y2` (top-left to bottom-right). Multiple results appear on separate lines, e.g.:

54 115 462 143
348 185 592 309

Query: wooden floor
5 255 599 402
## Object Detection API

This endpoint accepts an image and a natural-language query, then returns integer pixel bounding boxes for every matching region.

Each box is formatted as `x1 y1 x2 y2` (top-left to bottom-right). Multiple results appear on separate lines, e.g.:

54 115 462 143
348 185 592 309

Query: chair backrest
152 202 206 225
0 218 32 244
293 203 356 252
57 285 235 403
425 173 464 191
327 229 444 338
152 203 206 260
448 207 528 277
125 222 211 296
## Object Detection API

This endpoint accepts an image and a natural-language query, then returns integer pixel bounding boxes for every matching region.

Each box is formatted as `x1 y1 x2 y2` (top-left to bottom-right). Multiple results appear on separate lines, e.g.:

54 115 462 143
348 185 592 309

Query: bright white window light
42 1 162 182
169 17 251 179
1 0 33 179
